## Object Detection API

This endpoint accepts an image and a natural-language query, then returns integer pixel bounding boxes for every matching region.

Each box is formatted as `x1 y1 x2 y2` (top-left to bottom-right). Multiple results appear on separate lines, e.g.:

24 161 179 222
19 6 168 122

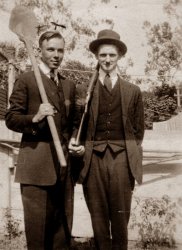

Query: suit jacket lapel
61 79 70 117
91 80 100 128
40 72 61 112
119 77 132 128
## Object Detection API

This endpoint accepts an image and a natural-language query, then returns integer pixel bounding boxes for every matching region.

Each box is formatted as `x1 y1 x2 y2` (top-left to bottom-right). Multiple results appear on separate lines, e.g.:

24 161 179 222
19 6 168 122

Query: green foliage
0 62 8 118
0 209 26 249
154 83 177 98
164 0 182 52
164 0 182 26
142 4 181 130
61 59 133 86
61 60 92 86
101 0 111 3
130 195 177 249
0 42 16 61
15 0 109 54
0 61 8 90
61 61 178 131
143 21 182 85
0 41 28 70
0 208 25 249
0 0 6 11
0 47 9 119
71 19 95 37
3 209 23 240
16 46 28 61
143 84 177 129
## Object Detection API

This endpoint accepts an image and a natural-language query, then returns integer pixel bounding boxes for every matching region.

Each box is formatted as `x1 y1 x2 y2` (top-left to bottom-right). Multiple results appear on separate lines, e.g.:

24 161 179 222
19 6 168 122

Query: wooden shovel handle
26 41 67 167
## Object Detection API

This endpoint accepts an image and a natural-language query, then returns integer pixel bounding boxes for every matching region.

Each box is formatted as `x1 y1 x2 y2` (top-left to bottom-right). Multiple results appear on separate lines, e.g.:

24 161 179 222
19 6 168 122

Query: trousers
21 177 73 250
83 147 134 250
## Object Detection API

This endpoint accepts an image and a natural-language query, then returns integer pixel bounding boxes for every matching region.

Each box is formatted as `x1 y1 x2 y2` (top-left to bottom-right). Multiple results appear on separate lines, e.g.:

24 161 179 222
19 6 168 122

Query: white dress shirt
39 61 58 83
98 68 118 89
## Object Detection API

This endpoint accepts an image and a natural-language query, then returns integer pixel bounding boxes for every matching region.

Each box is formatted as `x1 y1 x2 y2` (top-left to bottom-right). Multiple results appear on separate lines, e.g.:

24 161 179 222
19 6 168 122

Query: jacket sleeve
5 77 43 135
133 87 145 145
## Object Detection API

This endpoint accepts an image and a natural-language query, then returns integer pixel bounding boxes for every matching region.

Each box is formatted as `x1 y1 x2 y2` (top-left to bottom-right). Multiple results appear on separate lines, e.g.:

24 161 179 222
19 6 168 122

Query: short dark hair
39 31 65 47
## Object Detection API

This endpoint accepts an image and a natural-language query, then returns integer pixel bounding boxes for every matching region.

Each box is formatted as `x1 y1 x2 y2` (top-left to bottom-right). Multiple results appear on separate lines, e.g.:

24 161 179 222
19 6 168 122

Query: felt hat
89 29 127 55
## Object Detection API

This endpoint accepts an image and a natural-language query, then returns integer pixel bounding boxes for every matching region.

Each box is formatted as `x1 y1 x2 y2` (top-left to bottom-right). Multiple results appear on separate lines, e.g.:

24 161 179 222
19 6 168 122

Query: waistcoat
95 80 125 141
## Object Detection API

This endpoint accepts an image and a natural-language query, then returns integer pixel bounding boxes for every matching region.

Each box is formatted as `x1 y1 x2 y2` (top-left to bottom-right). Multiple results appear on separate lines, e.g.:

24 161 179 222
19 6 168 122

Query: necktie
50 69 58 85
104 74 112 92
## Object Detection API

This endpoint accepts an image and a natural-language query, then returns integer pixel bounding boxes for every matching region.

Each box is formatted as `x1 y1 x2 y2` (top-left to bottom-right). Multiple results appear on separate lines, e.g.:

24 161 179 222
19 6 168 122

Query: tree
163 0 182 72
142 21 179 129
164 0 182 36
14 0 114 54
14 0 94 51
143 21 182 85
141 1 182 128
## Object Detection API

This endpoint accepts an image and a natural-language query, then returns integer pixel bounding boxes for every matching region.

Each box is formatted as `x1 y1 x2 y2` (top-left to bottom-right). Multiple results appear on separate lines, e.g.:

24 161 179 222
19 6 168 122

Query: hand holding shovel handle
9 6 67 167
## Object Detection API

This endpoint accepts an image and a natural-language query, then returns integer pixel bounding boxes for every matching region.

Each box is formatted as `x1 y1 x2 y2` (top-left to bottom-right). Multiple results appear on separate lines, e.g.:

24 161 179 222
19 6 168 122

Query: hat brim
89 38 127 55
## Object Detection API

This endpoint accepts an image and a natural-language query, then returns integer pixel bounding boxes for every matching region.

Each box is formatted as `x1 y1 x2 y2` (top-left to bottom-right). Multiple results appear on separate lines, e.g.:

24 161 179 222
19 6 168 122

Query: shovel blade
9 5 38 43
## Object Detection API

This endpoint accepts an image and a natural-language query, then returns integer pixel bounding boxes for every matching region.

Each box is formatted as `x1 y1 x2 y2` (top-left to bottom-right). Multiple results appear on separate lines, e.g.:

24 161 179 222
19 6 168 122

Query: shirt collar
99 68 118 86
39 61 58 78
39 61 50 76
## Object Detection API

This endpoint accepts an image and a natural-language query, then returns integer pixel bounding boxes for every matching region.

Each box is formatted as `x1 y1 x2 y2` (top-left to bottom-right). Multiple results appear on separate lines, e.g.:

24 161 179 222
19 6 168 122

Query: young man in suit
69 29 145 250
6 31 75 250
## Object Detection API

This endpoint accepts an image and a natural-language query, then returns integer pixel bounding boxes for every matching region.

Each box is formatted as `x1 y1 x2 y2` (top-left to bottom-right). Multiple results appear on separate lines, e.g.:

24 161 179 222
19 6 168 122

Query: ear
37 47 41 53
117 48 123 59
37 47 42 58
118 54 123 60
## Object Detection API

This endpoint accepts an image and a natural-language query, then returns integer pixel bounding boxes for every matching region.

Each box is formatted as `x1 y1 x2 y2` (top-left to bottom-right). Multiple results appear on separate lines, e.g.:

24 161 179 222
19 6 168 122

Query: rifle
75 63 100 145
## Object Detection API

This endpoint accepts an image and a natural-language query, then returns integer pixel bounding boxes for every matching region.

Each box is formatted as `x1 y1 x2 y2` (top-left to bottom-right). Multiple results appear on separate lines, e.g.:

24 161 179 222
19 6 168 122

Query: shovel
9 6 67 167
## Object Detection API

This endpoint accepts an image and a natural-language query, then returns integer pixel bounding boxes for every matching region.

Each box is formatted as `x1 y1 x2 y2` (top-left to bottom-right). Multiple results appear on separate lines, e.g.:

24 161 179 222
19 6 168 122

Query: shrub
130 195 177 249
143 83 177 129
3 208 23 240
0 208 26 250
61 60 92 86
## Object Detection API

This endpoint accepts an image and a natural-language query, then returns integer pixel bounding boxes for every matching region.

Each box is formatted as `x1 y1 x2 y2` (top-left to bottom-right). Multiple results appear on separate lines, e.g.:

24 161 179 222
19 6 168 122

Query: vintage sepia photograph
0 0 182 249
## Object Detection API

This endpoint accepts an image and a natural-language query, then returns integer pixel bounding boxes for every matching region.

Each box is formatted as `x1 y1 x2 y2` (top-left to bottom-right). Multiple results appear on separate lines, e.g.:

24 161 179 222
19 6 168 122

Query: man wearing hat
69 29 144 250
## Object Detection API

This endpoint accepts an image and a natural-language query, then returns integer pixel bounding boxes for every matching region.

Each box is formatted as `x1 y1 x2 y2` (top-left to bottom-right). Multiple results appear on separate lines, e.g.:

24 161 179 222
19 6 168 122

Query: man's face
40 37 65 69
96 44 121 73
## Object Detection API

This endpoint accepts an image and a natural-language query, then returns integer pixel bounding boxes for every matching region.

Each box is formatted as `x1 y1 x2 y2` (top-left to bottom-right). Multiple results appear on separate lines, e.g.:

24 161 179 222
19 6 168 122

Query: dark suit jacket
6 71 75 186
73 77 144 184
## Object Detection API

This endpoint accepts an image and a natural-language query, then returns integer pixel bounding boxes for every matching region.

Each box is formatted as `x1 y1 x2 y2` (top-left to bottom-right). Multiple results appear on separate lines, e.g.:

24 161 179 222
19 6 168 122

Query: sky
0 0 178 77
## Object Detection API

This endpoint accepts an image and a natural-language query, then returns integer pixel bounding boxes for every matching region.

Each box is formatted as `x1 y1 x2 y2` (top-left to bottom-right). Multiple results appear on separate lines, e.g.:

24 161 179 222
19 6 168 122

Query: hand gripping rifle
75 63 100 146
9 6 67 167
